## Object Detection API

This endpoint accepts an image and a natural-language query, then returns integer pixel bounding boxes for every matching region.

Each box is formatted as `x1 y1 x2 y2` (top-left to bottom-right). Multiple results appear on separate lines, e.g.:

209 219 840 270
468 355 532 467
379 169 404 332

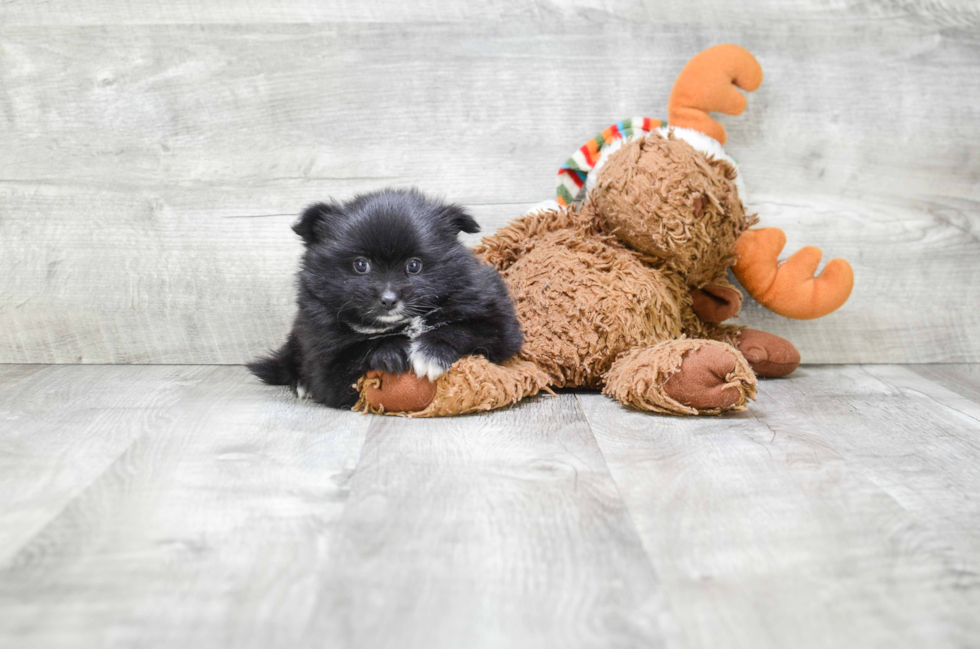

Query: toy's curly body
471 130 762 415
484 207 689 389
356 44 854 417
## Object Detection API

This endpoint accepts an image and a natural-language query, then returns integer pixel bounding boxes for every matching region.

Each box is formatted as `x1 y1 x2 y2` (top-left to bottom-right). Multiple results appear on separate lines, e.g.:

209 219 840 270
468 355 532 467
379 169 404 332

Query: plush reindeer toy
355 44 854 417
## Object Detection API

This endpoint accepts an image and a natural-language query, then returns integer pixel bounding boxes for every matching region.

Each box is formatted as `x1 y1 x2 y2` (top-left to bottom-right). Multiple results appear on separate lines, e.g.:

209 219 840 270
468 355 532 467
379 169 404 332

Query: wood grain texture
0 365 372 648
1 2 978 364
3 0 979 26
0 372 681 649
0 364 212 564
578 366 980 649
304 394 679 649
906 363 980 405
2 364 980 646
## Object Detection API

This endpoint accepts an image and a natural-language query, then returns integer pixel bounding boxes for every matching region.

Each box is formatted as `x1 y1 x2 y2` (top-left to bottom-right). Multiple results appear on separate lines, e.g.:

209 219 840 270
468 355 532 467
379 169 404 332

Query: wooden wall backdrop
1 0 979 364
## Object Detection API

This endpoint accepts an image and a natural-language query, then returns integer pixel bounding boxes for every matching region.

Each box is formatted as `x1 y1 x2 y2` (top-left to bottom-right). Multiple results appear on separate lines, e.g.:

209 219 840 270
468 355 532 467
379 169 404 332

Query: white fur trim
584 127 747 204
525 199 561 215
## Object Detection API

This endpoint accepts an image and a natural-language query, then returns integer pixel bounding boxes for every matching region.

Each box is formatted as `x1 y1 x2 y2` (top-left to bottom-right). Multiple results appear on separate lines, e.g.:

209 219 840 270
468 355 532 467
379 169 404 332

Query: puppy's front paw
368 343 411 374
410 340 460 381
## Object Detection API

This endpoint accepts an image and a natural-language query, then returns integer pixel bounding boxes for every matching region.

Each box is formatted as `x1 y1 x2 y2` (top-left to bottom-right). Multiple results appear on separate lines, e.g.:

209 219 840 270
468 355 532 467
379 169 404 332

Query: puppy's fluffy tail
248 334 300 386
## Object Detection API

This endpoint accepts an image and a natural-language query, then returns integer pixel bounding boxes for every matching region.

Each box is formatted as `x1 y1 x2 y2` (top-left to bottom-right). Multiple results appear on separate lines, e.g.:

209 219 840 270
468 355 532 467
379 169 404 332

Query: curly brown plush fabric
354 355 551 417
589 132 756 287
603 338 757 416
495 223 687 387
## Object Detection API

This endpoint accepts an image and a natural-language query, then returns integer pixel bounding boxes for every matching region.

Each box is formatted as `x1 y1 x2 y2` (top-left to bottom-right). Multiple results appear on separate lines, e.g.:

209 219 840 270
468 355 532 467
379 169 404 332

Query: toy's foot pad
663 344 742 409
737 329 800 378
603 339 757 416
359 370 438 413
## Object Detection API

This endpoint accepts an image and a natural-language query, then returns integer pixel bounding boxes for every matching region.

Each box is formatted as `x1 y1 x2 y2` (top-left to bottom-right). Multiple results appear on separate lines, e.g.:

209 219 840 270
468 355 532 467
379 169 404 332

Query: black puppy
249 189 523 409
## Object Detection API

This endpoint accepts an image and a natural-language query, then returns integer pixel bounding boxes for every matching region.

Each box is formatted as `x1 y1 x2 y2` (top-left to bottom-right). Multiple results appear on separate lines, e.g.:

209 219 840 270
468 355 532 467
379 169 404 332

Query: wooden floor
1 363 978 648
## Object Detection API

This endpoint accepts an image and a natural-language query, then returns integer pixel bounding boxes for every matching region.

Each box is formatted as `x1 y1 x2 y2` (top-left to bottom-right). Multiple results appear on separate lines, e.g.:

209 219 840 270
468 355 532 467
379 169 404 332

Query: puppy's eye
406 258 423 275
353 257 371 274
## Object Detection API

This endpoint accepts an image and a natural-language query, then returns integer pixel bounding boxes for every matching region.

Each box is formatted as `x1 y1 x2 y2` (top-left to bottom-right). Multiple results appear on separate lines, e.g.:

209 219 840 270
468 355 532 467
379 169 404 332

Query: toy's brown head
586 133 754 287
585 44 853 319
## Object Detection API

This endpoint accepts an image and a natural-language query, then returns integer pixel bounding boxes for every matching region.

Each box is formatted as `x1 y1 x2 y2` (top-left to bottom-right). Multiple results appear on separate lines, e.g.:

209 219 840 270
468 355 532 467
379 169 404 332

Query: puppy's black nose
379 291 399 310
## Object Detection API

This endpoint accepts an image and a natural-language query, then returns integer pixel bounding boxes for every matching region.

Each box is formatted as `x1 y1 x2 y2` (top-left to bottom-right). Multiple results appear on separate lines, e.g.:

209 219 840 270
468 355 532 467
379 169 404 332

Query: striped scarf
556 117 663 206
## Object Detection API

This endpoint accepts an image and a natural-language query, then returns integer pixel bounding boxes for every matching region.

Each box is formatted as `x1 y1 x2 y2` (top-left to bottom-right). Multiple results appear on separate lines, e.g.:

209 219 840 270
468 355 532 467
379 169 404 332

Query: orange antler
667 44 763 145
733 228 854 320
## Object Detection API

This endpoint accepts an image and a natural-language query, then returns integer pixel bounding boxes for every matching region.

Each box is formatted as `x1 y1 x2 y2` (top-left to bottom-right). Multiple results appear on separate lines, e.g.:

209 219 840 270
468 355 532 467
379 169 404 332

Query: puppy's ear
443 204 481 234
293 202 342 245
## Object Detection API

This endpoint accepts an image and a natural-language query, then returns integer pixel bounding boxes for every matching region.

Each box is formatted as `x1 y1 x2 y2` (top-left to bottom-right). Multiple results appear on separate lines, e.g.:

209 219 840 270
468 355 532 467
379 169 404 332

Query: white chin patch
409 342 447 381
349 322 398 335
375 313 406 324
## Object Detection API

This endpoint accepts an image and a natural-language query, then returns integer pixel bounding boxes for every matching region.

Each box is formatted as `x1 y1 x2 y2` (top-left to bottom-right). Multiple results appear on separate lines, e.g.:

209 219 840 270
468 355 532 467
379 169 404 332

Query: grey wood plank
3 23 977 197
0 0 540 25
2 13 979 365
0 364 212 564
0 185 532 364
0 365 372 649
577 367 980 649
2 0 978 26
304 394 681 649
3 363 980 647
764 365 980 560
905 363 980 405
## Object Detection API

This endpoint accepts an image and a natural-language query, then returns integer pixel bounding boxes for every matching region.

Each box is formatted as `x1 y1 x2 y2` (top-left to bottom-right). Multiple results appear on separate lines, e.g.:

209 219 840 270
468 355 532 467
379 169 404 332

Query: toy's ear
293 201 344 246
442 204 481 235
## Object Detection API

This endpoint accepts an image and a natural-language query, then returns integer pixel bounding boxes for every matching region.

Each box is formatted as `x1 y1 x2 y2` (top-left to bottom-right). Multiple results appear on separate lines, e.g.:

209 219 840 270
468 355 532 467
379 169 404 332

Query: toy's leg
354 355 551 417
603 339 757 415
735 329 800 378
693 323 800 378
